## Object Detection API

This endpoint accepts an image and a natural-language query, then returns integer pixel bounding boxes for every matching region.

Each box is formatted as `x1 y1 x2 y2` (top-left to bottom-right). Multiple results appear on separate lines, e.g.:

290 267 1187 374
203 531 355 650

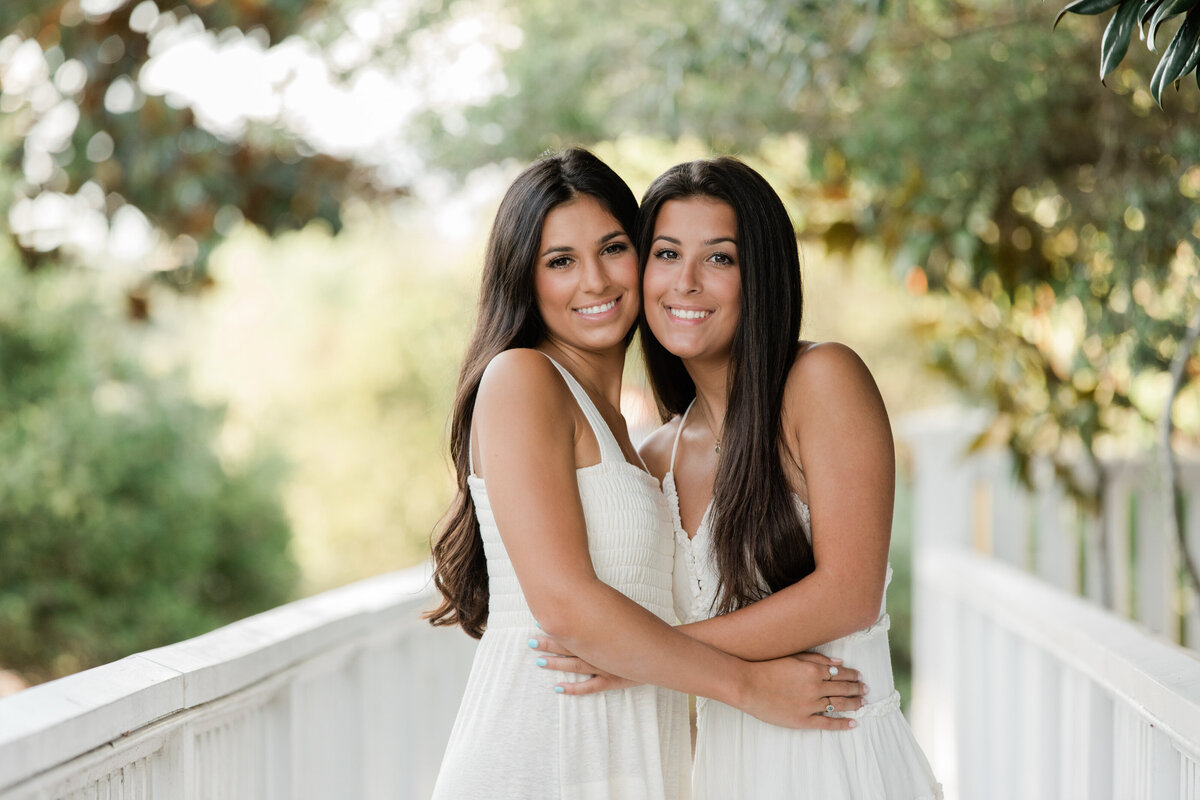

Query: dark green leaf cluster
0 254 296 682
1057 0 1200 104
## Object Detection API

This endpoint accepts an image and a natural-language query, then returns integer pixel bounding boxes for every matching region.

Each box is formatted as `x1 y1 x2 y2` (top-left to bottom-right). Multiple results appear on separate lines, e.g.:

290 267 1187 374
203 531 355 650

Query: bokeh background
2 0 1199 704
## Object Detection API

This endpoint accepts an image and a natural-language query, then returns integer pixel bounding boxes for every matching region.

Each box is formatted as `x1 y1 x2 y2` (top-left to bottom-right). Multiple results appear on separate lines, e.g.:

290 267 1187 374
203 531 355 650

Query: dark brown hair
637 157 809 614
426 149 638 637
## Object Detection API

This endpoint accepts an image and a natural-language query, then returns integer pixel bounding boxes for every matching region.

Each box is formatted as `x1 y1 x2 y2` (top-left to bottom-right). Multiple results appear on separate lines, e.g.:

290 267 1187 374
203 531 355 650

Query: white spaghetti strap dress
666 402 941 800
432 354 692 800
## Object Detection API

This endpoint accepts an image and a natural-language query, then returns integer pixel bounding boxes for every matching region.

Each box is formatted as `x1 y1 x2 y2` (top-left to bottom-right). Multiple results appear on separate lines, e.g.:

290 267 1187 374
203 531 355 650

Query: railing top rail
0 563 437 793
920 546 1200 753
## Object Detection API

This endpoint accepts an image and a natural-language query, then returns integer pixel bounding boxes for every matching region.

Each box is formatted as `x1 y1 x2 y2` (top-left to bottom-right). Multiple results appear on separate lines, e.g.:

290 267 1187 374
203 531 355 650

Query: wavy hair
637 157 809 614
426 149 639 637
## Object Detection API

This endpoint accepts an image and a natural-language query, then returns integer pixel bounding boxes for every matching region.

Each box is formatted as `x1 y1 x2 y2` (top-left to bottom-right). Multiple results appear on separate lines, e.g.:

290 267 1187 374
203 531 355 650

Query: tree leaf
1147 0 1195 52
1140 0 1168 40
1056 0 1124 29
1150 5 1200 103
1101 0 1143 79
1175 21 1200 78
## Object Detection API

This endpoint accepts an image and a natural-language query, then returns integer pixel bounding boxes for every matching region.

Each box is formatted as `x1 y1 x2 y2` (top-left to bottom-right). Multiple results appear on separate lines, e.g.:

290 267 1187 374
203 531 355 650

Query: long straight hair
427 149 639 637
637 157 808 613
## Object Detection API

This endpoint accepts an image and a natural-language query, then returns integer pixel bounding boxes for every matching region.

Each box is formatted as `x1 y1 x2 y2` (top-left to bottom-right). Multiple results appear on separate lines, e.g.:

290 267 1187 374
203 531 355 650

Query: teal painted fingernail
554 686 565 693
536 621 542 629
536 657 547 667
527 639 538 649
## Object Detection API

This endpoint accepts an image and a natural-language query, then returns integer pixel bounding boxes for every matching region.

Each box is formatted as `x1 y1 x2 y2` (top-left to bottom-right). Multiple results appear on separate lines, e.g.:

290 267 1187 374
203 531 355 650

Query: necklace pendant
714 443 721 453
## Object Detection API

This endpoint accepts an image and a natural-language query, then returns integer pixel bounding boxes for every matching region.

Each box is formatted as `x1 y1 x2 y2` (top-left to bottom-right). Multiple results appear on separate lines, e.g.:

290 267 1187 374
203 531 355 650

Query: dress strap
668 399 696 473
539 353 627 466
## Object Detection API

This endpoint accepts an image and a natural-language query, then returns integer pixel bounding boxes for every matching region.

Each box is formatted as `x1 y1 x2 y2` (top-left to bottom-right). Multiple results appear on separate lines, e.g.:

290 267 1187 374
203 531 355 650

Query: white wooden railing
904 410 1200 800
0 564 477 800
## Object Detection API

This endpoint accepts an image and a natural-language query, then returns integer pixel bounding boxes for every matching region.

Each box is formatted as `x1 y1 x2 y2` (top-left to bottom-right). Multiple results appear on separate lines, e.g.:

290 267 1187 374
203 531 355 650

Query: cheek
641 266 669 308
612 255 640 292
533 271 563 310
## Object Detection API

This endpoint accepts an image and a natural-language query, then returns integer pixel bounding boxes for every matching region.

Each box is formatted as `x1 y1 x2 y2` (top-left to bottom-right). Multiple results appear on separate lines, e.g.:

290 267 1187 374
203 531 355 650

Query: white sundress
432 354 692 800
666 402 942 800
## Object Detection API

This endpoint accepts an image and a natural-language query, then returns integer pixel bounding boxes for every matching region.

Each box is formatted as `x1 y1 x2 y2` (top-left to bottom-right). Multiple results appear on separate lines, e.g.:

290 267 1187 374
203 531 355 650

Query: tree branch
1159 297 1200 616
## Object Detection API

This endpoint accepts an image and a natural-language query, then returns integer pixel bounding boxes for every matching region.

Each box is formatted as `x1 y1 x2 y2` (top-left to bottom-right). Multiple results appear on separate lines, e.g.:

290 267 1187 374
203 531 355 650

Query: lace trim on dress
828 689 902 719
666 474 707 623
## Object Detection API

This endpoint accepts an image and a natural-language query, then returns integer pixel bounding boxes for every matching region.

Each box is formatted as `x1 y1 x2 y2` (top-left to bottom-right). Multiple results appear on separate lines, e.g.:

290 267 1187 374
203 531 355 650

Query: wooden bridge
1 409 1198 799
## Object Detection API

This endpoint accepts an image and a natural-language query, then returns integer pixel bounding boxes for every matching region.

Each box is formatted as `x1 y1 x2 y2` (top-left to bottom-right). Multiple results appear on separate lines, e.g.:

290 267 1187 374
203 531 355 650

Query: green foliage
1056 0 1200 104
183 211 475 590
0 0 402 282
830 16 1200 491
0 252 296 681
418 0 1200 499
412 0 884 171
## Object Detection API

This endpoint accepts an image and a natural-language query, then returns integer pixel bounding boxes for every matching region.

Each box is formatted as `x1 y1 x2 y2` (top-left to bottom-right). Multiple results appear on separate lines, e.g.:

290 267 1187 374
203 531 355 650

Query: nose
579 254 609 294
674 257 701 294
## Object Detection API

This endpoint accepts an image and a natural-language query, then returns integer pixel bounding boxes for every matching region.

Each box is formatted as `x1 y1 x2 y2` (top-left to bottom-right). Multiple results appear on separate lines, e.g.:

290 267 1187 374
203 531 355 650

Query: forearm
678 571 881 661
538 577 749 706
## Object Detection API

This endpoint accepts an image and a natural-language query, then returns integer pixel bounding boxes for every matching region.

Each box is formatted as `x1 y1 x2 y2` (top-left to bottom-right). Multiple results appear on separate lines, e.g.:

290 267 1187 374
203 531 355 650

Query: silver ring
825 703 835 713
828 665 839 679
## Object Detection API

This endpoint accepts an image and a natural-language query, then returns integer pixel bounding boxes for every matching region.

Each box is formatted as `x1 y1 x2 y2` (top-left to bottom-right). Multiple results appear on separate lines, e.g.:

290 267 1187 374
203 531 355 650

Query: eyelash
653 248 735 266
547 242 629 269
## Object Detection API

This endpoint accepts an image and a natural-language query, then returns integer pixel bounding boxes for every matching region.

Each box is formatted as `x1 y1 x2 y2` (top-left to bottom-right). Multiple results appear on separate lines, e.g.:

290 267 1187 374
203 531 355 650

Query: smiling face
533 194 640 356
642 196 742 365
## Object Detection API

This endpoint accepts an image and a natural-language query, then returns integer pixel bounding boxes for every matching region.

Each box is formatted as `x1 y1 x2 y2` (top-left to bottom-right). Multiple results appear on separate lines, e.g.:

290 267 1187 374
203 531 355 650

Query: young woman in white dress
427 150 868 800
532 157 942 799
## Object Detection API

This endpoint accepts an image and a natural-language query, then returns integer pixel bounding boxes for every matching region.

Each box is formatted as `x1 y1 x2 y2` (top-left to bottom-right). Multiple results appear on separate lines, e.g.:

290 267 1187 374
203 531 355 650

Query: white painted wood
1033 461 1077 592
898 408 989 552
1186 491 1200 649
1102 468 1134 618
1082 513 1106 607
987 450 1030 569
0 563 477 800
916 547 1200 800
1135 476 1174 637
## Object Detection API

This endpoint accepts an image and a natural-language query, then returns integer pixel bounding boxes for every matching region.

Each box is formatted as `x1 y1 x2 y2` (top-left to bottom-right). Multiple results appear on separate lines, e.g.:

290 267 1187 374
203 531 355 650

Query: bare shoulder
785 342 882 406
638 417 682 481
783 341 890 441
477 348 573 419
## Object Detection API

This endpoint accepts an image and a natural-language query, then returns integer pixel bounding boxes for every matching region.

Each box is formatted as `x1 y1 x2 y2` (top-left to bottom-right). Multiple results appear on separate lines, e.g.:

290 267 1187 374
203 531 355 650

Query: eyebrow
652 235 738 246
540 230 627 257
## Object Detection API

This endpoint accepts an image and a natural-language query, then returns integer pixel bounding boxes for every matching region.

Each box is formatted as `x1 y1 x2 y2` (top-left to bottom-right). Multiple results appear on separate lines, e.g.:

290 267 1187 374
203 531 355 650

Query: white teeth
576 300 617 315
668 307 712 320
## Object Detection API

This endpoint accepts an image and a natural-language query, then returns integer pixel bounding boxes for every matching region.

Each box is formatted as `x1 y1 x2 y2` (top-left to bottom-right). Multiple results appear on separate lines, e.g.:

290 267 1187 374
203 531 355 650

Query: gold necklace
695 398 723 453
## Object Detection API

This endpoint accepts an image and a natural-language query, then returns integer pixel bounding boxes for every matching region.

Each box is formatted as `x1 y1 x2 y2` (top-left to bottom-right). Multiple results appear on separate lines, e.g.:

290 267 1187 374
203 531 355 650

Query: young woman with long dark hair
532 157 941 799
428 149 868 799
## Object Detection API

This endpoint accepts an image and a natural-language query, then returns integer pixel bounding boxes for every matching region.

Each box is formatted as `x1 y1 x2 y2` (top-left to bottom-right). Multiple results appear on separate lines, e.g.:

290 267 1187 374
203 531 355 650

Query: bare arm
475 349 862 727
677 343 893 661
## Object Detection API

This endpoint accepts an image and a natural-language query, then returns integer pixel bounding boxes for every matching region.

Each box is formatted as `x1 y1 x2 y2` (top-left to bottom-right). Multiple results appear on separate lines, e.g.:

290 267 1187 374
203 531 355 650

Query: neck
684 356 730 430
537 340 627 409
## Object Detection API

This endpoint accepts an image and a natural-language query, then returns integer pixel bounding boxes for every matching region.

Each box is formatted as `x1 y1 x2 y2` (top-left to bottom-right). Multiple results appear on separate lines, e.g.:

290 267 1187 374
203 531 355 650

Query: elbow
828 580 886 638
850 599 884 634
527 581 602 640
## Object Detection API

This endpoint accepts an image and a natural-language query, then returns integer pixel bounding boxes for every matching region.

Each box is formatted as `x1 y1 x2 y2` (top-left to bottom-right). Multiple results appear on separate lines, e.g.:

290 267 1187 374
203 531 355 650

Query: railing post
900 408 989 800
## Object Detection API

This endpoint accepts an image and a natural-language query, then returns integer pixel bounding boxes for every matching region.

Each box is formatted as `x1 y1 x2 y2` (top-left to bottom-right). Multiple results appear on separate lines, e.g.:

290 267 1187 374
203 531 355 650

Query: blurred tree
431 0 1200 498
0 247 297 683
0 0 460 291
